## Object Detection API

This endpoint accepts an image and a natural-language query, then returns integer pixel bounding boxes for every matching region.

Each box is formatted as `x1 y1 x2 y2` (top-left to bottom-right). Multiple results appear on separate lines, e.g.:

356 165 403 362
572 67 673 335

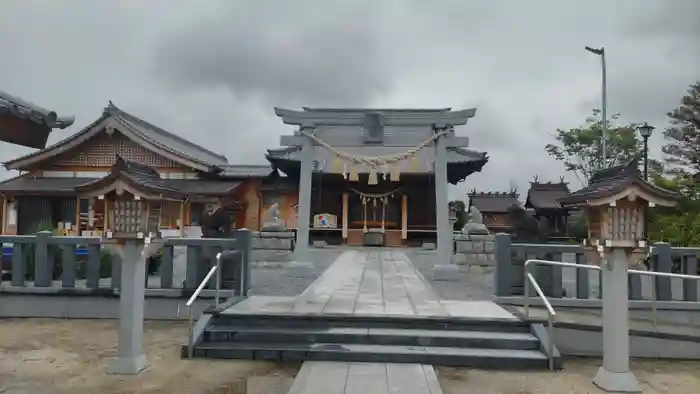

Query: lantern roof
559 158 680 208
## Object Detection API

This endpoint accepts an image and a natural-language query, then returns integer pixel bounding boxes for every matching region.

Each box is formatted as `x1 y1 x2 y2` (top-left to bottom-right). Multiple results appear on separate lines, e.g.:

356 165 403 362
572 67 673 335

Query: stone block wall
251 231 294 262
452 234 495 266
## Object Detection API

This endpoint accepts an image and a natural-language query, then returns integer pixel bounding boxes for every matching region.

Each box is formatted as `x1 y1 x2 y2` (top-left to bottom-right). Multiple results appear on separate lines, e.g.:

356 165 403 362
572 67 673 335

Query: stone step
204 325 540 350
185 341 549 369
213 313 531 332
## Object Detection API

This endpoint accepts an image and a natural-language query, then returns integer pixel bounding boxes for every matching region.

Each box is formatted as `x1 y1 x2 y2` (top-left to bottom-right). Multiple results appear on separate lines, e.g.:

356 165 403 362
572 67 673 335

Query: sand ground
0 319 698 394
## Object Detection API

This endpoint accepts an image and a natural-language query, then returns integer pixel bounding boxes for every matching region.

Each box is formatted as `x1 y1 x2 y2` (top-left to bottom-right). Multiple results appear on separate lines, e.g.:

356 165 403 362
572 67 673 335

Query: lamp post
637 122 654 180
638 122 655 249
585 46 608 168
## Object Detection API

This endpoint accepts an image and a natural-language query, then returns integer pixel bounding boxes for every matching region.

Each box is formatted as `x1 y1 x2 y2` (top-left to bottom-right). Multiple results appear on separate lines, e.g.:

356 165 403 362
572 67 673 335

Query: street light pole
638 122 655 247
585 46 608 168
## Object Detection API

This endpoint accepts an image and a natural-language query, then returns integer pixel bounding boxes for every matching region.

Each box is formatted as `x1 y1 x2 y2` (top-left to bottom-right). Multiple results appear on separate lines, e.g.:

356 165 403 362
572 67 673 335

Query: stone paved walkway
224 250 515 319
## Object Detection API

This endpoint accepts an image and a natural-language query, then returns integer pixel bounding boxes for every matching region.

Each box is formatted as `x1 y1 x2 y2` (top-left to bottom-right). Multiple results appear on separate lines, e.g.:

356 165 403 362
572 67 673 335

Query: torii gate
275 107 476 264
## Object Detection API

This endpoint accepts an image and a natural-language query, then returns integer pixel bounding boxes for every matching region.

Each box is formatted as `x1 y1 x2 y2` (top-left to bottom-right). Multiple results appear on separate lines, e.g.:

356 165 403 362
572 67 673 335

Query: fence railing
0 229 252 297
493 233 700 302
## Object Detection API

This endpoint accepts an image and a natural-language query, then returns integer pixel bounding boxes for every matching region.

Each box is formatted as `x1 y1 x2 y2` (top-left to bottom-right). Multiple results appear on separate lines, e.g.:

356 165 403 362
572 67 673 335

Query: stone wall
251 231 294 262
452 234 495 266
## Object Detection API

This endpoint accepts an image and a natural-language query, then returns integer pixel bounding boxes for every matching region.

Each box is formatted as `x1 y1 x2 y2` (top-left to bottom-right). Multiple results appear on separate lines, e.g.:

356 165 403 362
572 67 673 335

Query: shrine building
0 102 293 236
0 104 489 263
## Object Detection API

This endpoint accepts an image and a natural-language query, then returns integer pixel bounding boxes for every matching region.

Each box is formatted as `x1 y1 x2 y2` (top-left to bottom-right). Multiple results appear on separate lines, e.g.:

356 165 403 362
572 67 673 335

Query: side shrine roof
0 89 75 129
468 191 522 213
525 180 570 210
3 102 228 171
559 159 679 207
74 155 185 200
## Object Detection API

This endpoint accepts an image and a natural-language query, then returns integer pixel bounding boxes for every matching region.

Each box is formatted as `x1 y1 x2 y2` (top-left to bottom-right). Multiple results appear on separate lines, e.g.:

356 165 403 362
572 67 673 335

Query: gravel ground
407 250 494 300
248 249 342 296
2 319 698 394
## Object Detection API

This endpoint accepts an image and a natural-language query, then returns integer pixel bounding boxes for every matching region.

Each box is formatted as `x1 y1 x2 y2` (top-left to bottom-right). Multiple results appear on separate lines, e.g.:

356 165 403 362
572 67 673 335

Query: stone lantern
74 155 186 375
559 159 679 393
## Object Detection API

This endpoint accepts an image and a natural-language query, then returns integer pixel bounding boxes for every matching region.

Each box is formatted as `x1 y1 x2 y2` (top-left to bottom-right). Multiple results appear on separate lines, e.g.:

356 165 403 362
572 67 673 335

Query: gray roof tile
560 160 679 206
525 182 570 210
0 90 74 129
468 191 522 213
106 103 228 167
218 164 274 178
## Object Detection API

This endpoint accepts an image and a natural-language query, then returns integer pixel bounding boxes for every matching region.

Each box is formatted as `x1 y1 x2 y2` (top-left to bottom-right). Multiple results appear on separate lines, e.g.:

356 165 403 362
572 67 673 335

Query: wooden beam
342 191 348 239
179 201 185 237
75 197 80 235
401 194 408 240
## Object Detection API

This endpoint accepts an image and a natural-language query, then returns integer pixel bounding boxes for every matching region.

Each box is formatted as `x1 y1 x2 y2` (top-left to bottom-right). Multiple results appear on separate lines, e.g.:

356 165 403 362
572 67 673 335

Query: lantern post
559 160 679 393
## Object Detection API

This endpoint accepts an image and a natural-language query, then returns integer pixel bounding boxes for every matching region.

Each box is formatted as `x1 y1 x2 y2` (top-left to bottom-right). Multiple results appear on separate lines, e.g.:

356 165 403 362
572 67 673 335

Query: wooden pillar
341 191 348 239
75 196 80 235
401 194 408 240
179 200 185 237
1 195 6 235
185 202 191 226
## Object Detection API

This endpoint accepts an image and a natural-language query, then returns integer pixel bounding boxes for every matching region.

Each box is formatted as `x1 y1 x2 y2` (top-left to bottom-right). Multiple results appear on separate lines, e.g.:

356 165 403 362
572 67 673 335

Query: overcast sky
1 0 698 199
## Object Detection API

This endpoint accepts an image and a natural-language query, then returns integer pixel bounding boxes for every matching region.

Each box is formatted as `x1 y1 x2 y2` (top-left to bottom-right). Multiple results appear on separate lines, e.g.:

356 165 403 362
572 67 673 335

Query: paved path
287 361 443 394
223 250 516 319
223 250 518 394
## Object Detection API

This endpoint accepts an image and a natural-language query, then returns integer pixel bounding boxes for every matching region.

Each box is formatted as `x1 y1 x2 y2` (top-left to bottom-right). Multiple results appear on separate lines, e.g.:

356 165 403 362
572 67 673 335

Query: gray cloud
152 0 392 106
0 0 696 199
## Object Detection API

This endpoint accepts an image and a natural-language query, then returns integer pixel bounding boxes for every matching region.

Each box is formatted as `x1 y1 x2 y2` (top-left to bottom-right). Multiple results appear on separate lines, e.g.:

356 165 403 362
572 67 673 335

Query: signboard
313 213 337 229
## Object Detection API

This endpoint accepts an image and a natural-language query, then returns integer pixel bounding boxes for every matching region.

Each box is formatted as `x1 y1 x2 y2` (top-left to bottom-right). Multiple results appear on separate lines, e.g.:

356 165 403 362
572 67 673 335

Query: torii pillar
274 107 475 264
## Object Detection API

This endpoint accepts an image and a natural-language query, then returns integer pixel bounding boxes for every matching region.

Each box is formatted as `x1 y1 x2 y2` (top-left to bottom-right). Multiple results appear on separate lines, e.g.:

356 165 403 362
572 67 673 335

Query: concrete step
185 341 548 369
204 325 540 350
213 312 531 332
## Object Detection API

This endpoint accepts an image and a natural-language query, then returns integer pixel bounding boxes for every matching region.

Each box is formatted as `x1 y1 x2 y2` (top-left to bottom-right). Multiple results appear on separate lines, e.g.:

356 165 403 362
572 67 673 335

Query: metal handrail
523 258 700 370
185 265 218 359
184 250 246 359
628 268 700 327
524 271 557 371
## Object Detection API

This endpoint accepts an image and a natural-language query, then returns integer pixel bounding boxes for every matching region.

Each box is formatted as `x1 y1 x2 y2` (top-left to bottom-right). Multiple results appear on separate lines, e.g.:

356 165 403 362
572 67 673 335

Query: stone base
422 242 436 250
593 366 641 393
432 264 460 281
105 354 149 375
312 240 328 248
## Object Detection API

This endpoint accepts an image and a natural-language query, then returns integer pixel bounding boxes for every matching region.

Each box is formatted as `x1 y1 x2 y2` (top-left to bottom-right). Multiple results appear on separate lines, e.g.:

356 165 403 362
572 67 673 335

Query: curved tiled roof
0 89 74 129
4 102 227 171
559 159 679 206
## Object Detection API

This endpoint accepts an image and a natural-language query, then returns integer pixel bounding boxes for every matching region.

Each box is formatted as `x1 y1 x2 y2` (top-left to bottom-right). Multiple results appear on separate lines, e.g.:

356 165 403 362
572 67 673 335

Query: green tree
661 81 700 176
545 110 642 185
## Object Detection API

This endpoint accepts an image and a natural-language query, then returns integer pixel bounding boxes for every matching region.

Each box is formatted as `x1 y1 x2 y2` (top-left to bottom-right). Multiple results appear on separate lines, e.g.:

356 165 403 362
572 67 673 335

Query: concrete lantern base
593 366 641 393
106 354 149 375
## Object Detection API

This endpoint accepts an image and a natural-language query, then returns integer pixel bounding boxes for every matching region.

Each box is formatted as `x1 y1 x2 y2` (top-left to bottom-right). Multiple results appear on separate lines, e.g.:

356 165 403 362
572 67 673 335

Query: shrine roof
559 159 679 206
74 155 186 200
0 89 75 129
265 145 488 184
525 181 570 210
4 102 228 171
468 191 522 213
